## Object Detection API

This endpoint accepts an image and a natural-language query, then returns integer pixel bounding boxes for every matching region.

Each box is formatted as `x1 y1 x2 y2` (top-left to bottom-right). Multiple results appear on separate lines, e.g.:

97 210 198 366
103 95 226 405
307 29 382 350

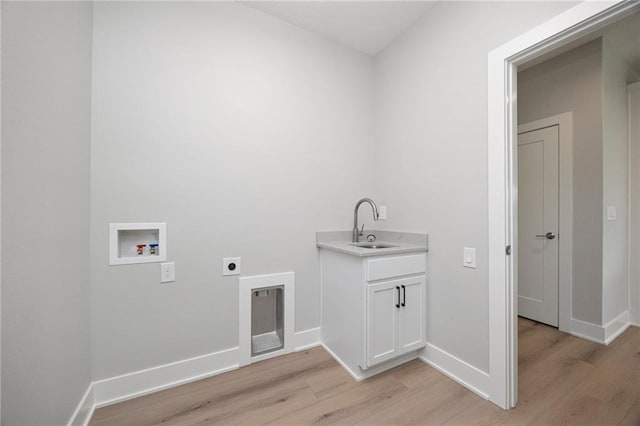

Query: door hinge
506 245 512 255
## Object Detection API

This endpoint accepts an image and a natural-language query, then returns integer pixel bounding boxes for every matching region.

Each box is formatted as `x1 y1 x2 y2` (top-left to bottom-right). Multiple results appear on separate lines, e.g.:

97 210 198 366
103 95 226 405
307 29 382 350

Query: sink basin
351 243 398 249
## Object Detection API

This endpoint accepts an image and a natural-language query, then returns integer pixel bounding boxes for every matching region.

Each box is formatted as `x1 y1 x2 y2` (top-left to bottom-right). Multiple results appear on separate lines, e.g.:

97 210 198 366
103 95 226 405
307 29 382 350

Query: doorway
487 0 640 410
515 24 639 409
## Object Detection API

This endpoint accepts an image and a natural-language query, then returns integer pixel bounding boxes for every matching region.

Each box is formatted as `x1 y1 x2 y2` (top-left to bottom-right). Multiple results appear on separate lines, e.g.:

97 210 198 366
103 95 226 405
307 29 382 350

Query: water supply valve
136 244 146 256
149 243 159 255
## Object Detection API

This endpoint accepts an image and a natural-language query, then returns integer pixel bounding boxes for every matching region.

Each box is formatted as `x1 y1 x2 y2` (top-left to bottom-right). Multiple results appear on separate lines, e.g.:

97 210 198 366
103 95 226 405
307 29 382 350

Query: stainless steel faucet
353 198 380 243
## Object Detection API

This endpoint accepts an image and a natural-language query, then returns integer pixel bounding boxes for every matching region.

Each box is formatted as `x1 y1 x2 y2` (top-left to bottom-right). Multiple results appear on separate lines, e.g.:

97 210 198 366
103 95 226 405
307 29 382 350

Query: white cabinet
320 248 427 380
366 275 426 368
398 277 426 352
366 280 400 366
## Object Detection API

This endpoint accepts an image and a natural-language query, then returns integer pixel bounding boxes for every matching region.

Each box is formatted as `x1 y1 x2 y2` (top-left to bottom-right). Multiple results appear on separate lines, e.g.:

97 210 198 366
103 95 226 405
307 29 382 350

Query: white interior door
518 125 559 327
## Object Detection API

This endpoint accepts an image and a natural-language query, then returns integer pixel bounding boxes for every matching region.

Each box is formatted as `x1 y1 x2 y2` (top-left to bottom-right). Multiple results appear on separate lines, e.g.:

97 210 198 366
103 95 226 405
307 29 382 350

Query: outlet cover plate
223 257 241 276
161 262 175 283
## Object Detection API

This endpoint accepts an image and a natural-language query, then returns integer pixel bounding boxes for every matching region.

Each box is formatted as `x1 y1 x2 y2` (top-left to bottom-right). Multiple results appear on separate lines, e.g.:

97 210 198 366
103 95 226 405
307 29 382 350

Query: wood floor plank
576 325 638 367
91 348 332 426
304 363 357 400
91 321 640 426
619 396 640 426
387 358 446 390
355 377 483 425
266 373 408 425
532 390 607 425
518 321 572 369
440 397 511 425
157 379 318 425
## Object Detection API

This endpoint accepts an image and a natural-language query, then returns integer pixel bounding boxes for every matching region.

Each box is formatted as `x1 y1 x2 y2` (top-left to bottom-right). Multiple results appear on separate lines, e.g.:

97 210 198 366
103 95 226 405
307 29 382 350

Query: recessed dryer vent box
109 223 167 265
251 286 285 357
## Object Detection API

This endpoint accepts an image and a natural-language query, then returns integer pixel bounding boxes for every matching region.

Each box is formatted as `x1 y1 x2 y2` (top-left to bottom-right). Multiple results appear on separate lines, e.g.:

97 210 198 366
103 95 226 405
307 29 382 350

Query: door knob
535 232 556 240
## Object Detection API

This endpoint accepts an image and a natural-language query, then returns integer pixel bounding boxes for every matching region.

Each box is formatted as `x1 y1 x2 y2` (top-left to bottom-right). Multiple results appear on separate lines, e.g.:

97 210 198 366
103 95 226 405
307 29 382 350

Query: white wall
1 2 93 424
90 2 375 380
0 0 593 414
374 1 576 373
518 39 604 325
602 37 639 324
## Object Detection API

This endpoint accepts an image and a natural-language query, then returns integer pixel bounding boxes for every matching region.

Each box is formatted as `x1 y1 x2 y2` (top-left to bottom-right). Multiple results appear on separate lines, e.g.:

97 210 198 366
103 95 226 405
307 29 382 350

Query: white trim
0 2 3 418
629 83 640 326
419 343 490 400
321 342 418 382
603 310 630 344
67 385 95 426
569 310 630 345
294 327 321 351
628 83 633 333
321 343 360 381
570 318 606 344
518 113 574 333
93 346 240 408
488 0 640 409
238 272 295 366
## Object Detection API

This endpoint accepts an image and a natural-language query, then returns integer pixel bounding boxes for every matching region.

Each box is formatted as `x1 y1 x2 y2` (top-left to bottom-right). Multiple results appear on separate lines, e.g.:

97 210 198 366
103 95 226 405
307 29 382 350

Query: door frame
518 113 573 333
487 0 640 410
630 82 640 326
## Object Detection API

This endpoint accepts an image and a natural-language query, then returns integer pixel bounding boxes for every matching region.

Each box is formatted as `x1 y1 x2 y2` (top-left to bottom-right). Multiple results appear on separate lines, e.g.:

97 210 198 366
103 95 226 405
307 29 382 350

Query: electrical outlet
161 262 175 283
223 257 241 276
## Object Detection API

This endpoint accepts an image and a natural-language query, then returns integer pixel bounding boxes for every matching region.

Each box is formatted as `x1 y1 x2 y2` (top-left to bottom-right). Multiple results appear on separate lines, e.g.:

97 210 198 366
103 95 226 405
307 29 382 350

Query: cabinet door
398 276 426 353
366 281 399 367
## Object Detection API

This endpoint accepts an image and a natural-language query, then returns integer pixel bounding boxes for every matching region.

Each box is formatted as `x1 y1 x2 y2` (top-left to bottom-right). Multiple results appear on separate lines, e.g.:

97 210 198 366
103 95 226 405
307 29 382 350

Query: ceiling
242 1 436 56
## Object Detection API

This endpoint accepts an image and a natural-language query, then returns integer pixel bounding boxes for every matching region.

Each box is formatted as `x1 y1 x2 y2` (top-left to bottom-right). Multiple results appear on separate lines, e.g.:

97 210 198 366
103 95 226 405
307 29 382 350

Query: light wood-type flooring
91 318 640 425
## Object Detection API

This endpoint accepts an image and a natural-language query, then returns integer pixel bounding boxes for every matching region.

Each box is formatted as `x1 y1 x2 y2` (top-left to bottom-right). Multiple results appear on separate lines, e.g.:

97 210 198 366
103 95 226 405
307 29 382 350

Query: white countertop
316 230 428 257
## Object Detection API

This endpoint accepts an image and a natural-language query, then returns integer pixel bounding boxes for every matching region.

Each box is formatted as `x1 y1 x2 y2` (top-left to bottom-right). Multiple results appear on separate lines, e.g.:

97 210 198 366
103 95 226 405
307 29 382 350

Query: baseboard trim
604 311 630 344
67 384 95 426
321 343 418 381
75 325 321 421
321 343 361 381
93 346 240 408
294 327 321 351
419 343 490 400
571 311 630 345
570 317 605 344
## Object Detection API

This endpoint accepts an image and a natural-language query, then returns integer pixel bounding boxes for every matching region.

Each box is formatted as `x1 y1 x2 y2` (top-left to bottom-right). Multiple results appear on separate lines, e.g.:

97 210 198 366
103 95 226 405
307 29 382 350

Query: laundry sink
351 243 398 249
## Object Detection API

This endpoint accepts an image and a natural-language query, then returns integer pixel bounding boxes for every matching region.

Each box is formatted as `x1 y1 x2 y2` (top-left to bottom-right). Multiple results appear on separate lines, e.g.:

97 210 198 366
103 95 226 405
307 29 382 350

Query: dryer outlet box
223 257 241 276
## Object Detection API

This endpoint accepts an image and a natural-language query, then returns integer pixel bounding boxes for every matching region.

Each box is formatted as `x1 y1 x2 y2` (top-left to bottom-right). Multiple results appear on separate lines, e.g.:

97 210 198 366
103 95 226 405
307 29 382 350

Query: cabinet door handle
396 286 401 309
401 285 406 307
